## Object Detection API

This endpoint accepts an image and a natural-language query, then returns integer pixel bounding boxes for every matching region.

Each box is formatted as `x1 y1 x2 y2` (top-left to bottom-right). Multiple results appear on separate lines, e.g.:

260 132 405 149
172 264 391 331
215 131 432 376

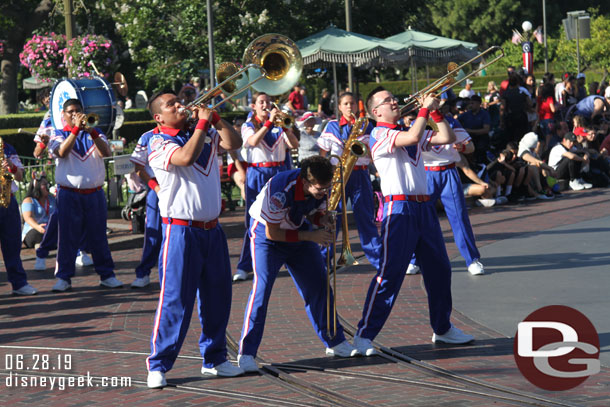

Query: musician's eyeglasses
373 96 398 109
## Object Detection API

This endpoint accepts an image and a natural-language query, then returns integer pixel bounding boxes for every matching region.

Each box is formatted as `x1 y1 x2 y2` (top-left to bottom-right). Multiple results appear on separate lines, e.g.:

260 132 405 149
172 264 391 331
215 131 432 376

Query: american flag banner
522 41 533 74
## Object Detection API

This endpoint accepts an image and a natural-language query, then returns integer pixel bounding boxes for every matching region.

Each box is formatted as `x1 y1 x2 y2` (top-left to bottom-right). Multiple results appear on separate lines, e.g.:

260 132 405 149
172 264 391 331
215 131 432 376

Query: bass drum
50 77 117 135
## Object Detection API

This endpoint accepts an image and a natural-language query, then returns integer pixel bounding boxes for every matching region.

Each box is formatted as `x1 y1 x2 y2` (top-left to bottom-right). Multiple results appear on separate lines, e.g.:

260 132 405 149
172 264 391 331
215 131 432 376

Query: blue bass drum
50 77 117 135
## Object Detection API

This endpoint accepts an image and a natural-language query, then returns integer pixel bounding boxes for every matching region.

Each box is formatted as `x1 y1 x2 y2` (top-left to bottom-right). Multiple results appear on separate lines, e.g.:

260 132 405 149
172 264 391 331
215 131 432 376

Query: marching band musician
353 88 474 357
0 141 37 295
233 92 299 282
129 127 163 288
144 91 244 389
48 99 121 292
407 99 486 276
237 156 358 373
317 92 382 269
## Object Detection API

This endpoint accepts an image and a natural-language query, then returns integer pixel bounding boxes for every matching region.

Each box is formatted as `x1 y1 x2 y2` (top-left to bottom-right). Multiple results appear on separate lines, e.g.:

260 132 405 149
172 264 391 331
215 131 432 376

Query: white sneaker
432 325 474 344
476 198 496 207
326 340 359 357
569 179 585 191
33 257 46 271
232 269 249 281
75 252 93 267
13 284 37 296
52 278 71 292
147 370 166 388
467 260 485 276
131 275 150 288
353 335 377 356
578 178 593 189
100 277 123 288
237 354 259 373
201 360 244 377
406 263 421 275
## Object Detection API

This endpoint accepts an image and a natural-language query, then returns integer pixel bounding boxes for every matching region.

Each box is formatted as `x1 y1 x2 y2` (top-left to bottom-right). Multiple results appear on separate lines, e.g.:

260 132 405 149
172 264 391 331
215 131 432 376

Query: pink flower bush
64 34 117 78
19 33 116 80
19 33 67 80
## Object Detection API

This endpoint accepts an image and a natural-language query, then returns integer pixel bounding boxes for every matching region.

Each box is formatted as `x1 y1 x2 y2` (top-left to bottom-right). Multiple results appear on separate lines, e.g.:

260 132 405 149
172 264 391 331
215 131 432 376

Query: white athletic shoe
33 257 47 271
13 284 37 296
406 263 421 275
237 354 259 373
100 277 123 288
75 252 93 267
353 335 377 356
432 325 474 344
232 269 249 281
577 178 593 189
476 198 496 207
52 278 72 292
147 371 166 388
467 260 485 276
201 360 244 377
569 179 585 191
131 275 150 288
325 340 359 357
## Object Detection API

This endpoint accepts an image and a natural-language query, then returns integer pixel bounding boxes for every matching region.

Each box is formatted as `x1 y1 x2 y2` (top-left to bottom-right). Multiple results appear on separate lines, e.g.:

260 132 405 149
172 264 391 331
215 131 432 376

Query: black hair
147 89 176 118
299 156 334 185
500 149 514 162
506 141 518 151
26 176 49 201
63 99 82 111
365 86 386 117
37 88 51 105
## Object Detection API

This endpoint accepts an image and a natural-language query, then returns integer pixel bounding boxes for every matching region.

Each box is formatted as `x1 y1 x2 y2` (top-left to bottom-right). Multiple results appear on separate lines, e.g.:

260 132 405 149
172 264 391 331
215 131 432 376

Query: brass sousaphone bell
179 33 303 117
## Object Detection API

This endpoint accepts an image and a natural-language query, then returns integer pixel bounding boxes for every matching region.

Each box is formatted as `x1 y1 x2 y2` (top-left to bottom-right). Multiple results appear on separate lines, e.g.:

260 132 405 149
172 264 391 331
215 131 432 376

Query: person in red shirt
537 82 558 148
287 84 305 115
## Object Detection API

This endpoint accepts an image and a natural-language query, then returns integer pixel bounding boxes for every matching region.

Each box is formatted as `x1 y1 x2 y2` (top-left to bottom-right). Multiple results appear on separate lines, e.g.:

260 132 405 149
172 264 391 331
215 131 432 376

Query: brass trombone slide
400 46 505 115
178 63 268 118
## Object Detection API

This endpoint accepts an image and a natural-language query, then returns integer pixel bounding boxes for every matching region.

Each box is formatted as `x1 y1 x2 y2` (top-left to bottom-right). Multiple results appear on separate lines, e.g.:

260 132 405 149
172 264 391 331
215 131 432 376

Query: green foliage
555 13 610 74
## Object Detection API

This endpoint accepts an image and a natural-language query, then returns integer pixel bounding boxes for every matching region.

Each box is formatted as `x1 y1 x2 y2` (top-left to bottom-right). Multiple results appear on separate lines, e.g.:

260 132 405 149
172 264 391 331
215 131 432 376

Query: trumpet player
47 99 120 292
237 156 358 373
0 140 37 295
233 92 299 282
318 92 381 269
353 88 474 357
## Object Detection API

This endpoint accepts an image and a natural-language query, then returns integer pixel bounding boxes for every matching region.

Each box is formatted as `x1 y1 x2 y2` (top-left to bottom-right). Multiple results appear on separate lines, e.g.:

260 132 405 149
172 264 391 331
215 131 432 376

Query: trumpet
400 46 504 115
267 103 294 128
80 113 99 128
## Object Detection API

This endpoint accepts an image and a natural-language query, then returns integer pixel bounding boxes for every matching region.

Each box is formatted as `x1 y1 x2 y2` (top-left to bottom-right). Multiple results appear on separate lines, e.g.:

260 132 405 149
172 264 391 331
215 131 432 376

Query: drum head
50 77 117 135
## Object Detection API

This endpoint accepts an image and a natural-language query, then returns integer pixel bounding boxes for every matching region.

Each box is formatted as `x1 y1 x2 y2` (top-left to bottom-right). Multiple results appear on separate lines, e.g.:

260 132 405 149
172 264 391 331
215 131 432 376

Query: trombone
179 33 303 118
400 46 504 115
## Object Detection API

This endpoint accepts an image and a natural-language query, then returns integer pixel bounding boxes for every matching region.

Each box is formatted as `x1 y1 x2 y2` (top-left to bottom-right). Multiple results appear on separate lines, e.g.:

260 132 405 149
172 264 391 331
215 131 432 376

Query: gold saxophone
327 115 370 266
0 138 14 209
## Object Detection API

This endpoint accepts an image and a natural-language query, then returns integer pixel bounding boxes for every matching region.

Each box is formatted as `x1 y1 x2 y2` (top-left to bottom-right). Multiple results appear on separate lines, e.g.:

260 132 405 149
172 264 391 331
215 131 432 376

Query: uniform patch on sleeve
269 192 286 212
150 134 165 151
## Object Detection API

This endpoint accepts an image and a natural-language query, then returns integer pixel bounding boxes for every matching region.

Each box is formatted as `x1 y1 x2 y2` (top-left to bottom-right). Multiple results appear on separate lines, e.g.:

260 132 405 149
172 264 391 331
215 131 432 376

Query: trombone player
353 88 474 357
237 156 358 373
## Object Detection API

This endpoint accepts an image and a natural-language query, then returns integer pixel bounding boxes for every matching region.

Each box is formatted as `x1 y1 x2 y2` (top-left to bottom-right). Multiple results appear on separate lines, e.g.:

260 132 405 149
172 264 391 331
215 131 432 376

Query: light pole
542 0 548 73
345 0 353 93
207 0 215 88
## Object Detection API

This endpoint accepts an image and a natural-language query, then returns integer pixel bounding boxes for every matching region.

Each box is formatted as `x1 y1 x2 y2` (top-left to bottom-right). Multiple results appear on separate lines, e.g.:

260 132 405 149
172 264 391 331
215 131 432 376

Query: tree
0 0 54 114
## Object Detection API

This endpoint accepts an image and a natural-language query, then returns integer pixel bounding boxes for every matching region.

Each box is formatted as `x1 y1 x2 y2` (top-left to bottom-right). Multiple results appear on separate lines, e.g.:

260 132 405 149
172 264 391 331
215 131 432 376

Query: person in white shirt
458 79 475 99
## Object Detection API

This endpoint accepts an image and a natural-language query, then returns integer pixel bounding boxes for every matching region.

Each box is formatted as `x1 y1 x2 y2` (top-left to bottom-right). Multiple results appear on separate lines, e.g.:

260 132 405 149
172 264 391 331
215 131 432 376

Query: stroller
121 186 148 234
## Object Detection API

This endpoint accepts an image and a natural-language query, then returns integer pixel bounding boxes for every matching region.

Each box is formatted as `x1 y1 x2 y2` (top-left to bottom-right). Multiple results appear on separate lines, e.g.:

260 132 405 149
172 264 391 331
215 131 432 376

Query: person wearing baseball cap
548 132 592 191
459 79 475 99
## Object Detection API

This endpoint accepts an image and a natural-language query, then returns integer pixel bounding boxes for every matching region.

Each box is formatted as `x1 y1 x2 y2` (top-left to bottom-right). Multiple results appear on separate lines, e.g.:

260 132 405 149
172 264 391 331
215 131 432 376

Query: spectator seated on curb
456 153 499 207
486 149 517 202
575 126 610 187
548 132 593 191
21 175 56 249
517 132 557 199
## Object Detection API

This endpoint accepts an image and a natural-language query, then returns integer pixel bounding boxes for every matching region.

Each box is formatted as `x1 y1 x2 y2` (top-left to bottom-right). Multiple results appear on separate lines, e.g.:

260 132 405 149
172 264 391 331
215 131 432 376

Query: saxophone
327 115 370 266
0 138 14 209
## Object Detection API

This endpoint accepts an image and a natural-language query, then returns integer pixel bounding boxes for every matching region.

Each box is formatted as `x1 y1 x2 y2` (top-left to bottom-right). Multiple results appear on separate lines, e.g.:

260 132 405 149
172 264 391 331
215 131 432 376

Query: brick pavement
1 188 609 406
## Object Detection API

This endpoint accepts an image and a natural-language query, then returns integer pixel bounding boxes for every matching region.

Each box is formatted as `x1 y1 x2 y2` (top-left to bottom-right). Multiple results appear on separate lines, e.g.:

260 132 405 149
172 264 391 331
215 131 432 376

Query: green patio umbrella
296 25 409 116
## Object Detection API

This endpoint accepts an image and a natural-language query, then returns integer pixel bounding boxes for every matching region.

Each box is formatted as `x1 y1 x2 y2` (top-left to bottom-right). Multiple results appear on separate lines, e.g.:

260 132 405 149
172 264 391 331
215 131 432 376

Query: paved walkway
1 188 609 406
